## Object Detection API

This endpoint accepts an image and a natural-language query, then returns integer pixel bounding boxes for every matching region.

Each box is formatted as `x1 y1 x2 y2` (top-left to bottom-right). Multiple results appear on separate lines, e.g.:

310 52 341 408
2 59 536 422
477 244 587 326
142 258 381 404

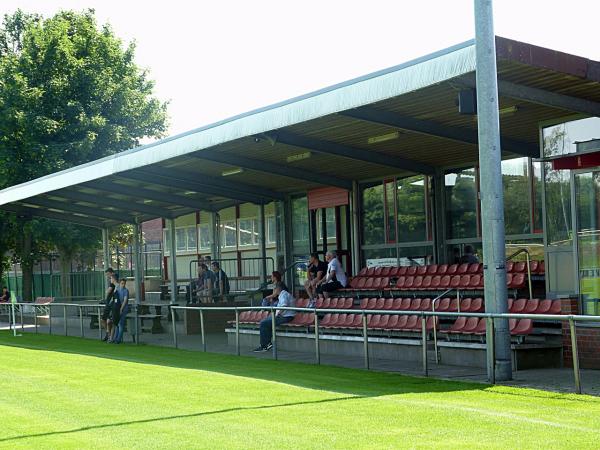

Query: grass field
0 332 599 449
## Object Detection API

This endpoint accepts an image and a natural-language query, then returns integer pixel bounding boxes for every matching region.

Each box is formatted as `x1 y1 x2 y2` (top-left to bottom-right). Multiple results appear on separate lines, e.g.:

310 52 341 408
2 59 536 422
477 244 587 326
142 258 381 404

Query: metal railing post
134 303 140 345
19 304 24 331
421 315 428 376
63 305 68 336
97 306 102 340
200 309 206 352
569 317 582 394
362 312 369 370
271 307 277 360
525 252 533 300
314 312 320 365
49 304 52 335
486 316 495 384
79 306 84 337
171 306 178 349
235 308 240 356
34 305 38 334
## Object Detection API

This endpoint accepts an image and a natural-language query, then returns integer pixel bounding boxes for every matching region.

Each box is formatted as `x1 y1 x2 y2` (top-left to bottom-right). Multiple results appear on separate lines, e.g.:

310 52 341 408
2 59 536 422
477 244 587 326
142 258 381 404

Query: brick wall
561 297 600 369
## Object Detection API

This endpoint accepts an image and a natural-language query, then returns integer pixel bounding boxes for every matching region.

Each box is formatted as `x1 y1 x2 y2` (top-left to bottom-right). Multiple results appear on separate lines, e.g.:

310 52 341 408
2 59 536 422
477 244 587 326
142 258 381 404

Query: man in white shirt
316 251 347 298
253 282 295 352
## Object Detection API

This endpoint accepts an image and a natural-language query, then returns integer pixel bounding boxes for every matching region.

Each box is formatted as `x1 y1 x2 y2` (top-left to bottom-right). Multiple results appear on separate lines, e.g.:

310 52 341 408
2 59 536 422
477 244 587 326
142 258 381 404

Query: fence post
79 306 84 337
171 306 178 349
362 312 369 370
271 307 277 360
19 304 24 331
235 308 240 356
314 312 320 365
49 304 53 335
97 306 102 340
486 316 495 384
421 315 428 376
63 305 68 336
134 303 140 345
34 305 38 334
200 309 206 352
569 317 582 394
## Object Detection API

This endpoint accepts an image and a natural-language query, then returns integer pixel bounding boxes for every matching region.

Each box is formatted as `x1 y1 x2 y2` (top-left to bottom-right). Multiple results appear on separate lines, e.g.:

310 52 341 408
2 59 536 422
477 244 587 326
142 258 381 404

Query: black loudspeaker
458 89 477 115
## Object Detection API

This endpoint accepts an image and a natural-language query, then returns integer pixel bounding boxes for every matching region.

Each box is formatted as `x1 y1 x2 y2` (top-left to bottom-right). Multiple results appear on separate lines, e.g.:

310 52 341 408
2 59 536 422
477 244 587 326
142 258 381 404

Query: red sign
552 152 600 170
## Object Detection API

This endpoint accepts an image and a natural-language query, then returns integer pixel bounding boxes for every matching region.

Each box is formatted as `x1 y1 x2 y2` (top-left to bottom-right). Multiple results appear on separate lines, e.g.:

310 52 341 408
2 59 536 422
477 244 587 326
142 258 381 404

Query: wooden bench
138 314 165 334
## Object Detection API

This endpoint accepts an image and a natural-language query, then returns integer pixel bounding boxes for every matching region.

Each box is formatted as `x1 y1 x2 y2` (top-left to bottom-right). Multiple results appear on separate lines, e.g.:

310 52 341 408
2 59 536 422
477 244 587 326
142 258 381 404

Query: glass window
361 183 385 245
199 224 211 250
532 161 543 233
292 197 309 250
384 180 397 242
363 247 396 268
543 117 600 157
445 168 478 239
544 162 572 246
176 228 187 251
238 218 258 247
397 175 428 242
221 221 237 248
316 208 336 240
187 227 197 251
267 216 276 244
398 246 434 266
164 229 171 253
502 157 531 235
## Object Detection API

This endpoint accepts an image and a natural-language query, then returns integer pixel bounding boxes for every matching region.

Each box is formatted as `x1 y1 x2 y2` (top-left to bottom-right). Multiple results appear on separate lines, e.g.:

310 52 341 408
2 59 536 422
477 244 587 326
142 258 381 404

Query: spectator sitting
0 286 10 303
304 253 327 307
196 264 215 302
253 282 295 352
460 245 479 264
113 278 130 344
261 271 288 307
211 261 230 301
316 251 347 298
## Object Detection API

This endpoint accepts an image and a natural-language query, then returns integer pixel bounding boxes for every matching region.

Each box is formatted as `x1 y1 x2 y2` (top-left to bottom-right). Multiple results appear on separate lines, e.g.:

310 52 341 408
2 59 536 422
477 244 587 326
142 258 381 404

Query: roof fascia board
1 204 115 228
0 42 476 205
18 197 137 223
274 130 435 175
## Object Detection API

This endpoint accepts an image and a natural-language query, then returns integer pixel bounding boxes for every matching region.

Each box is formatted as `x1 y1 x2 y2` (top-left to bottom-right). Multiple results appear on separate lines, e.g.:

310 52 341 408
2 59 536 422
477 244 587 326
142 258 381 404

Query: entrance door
574 171 600 315
311 206 352 274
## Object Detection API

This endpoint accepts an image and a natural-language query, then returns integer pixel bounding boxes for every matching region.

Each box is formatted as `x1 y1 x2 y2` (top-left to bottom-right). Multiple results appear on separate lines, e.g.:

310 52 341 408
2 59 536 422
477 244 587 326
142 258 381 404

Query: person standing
0 286 10 303
113 278 130 344
101 274 118 342
211 261 230 301
253 283 295 352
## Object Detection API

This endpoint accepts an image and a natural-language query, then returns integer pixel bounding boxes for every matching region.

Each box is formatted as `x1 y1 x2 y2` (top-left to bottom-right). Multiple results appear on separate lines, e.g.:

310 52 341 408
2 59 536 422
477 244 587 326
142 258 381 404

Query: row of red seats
443 317 533 336
358 297 484 313
509 298 561 315
347 273 526 291
355 260 545 278
319 313 438 332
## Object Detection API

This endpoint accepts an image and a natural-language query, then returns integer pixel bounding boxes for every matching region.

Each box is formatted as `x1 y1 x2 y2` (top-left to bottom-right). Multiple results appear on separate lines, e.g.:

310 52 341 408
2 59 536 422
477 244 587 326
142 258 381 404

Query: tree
0 9 168 300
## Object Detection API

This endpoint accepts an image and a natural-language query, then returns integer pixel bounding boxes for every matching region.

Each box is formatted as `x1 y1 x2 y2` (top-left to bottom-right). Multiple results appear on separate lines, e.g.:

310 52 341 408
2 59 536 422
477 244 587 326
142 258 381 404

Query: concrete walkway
2 317 599 396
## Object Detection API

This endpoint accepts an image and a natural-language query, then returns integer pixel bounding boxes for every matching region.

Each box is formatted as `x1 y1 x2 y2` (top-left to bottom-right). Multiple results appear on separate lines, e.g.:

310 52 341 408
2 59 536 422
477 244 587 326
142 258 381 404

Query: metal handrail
431 288 461 363
506 248 534 300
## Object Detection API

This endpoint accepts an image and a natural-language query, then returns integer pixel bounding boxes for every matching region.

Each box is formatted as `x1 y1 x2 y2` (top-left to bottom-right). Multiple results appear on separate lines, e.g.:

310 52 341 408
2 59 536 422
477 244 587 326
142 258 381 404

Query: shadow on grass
0 331 485 398
0 396 358 443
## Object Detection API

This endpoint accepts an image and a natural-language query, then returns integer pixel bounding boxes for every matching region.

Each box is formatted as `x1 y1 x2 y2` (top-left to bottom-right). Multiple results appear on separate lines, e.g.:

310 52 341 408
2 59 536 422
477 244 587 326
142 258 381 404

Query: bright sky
2 1 598 138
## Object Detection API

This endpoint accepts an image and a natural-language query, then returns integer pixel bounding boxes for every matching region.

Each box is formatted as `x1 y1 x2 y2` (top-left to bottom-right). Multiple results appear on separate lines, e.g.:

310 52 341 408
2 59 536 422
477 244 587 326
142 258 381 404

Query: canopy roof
1 36 599 228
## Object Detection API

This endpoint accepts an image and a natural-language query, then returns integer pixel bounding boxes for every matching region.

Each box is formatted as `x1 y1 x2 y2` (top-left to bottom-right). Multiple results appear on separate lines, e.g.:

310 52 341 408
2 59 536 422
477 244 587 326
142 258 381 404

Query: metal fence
2 301 598 394
188 257 275 295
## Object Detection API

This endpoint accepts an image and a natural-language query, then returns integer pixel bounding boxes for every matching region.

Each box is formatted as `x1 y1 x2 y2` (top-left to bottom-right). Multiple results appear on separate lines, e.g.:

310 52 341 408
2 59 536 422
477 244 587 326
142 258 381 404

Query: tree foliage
0 9 168 298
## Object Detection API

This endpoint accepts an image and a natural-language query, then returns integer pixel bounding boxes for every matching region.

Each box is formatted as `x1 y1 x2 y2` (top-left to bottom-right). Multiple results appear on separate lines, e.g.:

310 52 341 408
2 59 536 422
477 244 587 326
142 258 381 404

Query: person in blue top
253 282 295 352
113 278 130 344
1 286 10 303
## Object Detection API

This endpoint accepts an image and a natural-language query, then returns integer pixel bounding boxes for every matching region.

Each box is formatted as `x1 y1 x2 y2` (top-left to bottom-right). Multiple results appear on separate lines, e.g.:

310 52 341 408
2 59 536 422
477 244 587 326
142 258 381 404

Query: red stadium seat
511 319 533 335
446 264 458 275
406 266 418 276
426 264 438 275
511 298 528 313
445 317 467 334
523 299 540 314
383 298 394 310
399 298 412 310
356 278 368 289
349 314 363 328
409 298 422 310
338 314 356 328
328 298 339 309
403 276 415 290
537 261 545 275
380 277 390 289
358 267 369 277
507 298 514 311
287 313 308 327
374 298 385 310
395 276 406 289
536 299 552 314
368 314 381 329
417 266 427 276
412 276 424 289
343 298 354 309
469 274 482 289
397 267 408 276
513 261 527 273
457 263 469 275
528 260 539 274
320 298 331 309
460 298 473 312
373 267 383 276
472 318 487 335
364 278 375 289
436 264 448 275
371 278 382 289
461 317 480 334
385 315 400 330
505 261 514 273
360 298 369 309
426 316 439 331
392 298 403 310
435 297 451 312
470 298 484 313
389 267 400 277
450 275 461 289
506 273 513 287
375 315 390 330
511 273 526 289
419 298 431 310
549 300 562 315
440 275 451 289
468 263 482 274
366 298 378 309
422 275 433 289
430 275 442 289
459 274 471 288
394 315 409 330
448 298 459 312
380 267 392 277
399 315 419 331
366 268 376 276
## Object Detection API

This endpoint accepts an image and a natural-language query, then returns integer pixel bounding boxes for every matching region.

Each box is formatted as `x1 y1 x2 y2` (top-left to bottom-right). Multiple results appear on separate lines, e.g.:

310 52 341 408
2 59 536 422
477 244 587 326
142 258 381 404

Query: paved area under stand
2 317 599 396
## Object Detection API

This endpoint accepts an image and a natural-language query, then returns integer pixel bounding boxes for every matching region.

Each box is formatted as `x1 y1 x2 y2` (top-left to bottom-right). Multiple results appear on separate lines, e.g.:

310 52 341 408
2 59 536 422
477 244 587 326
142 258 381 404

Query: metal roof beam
91 180 221 212
1 204 116 228
139 166 285 201
18 197 137 223
123 171 267 205
48 190 176 218
193 151 353 190
460 74 600 117
340 106 539 158
274 130 435 175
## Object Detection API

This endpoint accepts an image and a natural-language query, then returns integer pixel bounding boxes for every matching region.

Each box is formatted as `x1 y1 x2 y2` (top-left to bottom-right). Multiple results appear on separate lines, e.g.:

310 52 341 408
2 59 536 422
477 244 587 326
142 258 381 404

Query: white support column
350 181 361 276
167 218 178 304
474 0 512 381
210 212 220 261
258 203 267 285
133 223 143 304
